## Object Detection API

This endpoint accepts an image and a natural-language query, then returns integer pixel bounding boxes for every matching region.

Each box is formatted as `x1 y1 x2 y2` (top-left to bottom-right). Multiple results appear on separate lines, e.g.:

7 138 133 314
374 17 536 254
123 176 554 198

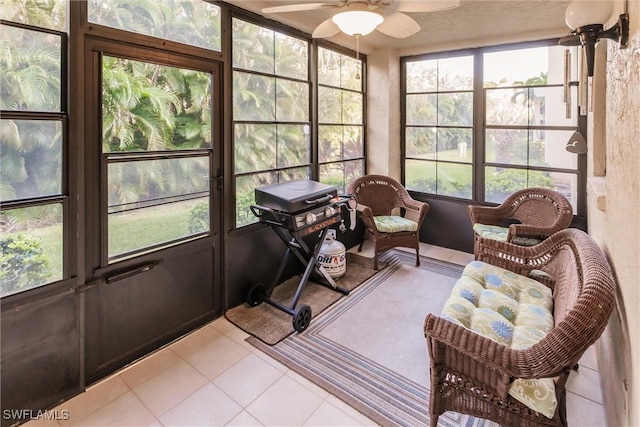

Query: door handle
105 260 163 284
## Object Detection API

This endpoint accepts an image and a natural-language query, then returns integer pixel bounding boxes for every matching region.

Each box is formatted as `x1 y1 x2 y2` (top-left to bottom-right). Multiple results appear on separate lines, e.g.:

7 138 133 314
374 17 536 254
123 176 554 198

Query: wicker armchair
469 188 573 258
348 175 429 270
424 229 616 427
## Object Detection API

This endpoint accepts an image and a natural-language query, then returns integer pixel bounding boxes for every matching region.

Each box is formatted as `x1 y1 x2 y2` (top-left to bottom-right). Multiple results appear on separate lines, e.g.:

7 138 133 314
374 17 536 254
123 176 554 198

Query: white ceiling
221 0 572 55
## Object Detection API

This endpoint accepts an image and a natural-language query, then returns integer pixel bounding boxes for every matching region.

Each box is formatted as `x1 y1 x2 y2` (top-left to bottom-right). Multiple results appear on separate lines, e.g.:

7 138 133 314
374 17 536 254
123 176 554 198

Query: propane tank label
318 229 346 278
317 253 346 277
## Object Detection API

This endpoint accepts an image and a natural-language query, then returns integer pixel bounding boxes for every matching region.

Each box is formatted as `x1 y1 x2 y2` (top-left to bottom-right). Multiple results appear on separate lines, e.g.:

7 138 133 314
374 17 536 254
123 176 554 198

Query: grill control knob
305 212 317 225
324 206 335 217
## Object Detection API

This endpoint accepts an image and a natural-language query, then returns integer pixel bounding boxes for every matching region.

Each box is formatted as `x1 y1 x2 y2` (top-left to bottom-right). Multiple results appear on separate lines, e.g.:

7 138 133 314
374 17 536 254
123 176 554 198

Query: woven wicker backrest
538 229 615 353
545 246 581 325
349 175 406 216
507 188 572 227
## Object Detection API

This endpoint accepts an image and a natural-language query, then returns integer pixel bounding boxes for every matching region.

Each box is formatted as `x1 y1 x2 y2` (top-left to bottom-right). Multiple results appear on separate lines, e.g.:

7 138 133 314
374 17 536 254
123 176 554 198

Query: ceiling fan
261 0 461 39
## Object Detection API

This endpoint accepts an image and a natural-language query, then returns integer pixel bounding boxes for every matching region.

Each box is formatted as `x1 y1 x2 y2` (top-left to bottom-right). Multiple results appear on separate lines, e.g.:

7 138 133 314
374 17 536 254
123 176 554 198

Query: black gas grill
249 179 354 332
253 179 343 236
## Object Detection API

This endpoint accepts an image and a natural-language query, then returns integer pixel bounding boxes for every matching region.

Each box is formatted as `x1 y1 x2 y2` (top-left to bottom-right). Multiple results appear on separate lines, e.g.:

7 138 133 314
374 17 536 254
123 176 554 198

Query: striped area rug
248 250 496 427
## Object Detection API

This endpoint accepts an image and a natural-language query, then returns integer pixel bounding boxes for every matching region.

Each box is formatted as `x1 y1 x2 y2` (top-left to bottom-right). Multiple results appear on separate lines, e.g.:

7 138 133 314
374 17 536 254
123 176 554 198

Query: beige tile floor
24 243 607 427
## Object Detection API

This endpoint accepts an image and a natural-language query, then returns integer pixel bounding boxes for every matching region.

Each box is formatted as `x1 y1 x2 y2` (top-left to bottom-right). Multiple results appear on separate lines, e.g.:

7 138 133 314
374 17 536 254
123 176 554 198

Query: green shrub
320 176 345 194
188 201 210 234
0 234 51 296
235 189 256 227
486 169 554 201
408 178 437 193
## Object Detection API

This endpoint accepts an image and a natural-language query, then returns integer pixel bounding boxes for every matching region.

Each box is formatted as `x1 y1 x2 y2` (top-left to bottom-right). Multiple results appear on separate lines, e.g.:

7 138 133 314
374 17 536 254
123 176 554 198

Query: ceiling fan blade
262 2 338 14
396 0 460 13
376 12 420 38
312 18 341 38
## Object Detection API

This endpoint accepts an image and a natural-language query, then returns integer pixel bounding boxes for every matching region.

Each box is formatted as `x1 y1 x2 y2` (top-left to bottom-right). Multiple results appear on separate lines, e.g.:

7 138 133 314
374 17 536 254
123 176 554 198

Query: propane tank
318 229 346 278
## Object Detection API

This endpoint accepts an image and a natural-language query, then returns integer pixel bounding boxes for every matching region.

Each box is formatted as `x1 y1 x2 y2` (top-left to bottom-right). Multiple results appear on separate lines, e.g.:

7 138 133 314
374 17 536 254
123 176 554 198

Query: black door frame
81 36 224 382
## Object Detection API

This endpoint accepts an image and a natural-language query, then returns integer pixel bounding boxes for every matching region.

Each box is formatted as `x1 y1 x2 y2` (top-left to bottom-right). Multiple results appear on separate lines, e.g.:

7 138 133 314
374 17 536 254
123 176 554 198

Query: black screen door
83 38 222 382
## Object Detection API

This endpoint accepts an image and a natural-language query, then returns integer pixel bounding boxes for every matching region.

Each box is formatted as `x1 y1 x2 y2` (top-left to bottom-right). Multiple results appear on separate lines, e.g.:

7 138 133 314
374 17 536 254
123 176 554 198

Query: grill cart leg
245 228 348 331
247 202 352 332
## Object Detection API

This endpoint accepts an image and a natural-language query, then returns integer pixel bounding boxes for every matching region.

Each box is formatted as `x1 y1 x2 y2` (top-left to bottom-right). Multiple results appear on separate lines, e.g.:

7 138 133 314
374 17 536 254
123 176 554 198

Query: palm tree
101 56 213 206
87 0 221 51
0 0 65 31
234 123 277 174
1 24 62 211
510 72 548 125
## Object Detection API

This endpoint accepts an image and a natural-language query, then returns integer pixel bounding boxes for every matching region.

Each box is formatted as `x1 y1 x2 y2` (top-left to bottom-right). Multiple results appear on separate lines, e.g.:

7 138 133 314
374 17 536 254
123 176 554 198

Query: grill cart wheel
247 283 266 307
247 180 354 334
292 304 312 332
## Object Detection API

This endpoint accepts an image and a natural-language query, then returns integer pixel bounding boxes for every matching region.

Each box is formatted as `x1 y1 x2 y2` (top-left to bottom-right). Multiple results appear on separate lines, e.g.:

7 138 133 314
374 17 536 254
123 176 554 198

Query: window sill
588 176 607 212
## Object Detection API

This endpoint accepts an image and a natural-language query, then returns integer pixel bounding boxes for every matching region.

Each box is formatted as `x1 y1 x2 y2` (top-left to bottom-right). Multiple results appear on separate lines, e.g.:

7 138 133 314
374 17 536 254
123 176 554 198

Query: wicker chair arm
424 314 581 396
355 203 372 216
355 203 378 234
506 216 572 241
468 204 512 226
506 223 554 241
403 198 429 225
425 314 517 400
475 240 550 277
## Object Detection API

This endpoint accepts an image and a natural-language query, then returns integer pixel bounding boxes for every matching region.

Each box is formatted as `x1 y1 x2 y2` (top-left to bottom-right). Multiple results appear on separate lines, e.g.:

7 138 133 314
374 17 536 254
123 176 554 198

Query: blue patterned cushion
441 260 557 418
373 216 418 233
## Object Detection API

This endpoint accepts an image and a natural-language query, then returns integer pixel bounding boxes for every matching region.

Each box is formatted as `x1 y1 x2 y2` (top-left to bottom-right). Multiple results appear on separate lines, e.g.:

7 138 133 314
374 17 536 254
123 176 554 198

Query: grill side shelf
250 204 286 227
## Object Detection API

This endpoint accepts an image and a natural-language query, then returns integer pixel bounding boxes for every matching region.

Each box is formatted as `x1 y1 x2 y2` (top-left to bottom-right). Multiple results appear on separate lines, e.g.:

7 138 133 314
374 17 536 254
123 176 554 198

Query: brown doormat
225 253 385 345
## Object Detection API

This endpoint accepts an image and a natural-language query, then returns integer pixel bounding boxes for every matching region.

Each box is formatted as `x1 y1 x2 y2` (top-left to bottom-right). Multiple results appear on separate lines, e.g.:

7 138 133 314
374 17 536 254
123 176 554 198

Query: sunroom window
318 47 365 194
87 0 221 52
483 45 579 210
404 55 474 199
402 42 582 212
1 4 67 298
232 18 311 227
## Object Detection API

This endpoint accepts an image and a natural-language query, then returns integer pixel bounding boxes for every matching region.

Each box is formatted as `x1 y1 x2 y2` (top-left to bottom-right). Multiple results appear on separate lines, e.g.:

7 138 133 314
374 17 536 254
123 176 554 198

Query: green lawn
405 147 473 198
109 199 205 258
2 199 205 288
27 224 63 281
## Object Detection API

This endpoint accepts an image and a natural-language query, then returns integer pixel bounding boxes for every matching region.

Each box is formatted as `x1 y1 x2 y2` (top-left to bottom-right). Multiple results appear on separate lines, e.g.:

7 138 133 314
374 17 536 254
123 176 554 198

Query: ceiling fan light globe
564 0 613 30
332 10 383 36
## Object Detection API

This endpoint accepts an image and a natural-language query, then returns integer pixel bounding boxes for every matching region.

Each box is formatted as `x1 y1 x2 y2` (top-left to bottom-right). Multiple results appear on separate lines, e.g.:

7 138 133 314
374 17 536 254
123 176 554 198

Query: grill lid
255 179 338 213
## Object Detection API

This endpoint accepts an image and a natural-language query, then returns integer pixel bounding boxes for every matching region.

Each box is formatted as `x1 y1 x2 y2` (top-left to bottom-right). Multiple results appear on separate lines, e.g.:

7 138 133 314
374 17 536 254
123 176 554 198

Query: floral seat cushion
473 223 508 241
440 260 557 419
373 216 418 233
473 223 544 247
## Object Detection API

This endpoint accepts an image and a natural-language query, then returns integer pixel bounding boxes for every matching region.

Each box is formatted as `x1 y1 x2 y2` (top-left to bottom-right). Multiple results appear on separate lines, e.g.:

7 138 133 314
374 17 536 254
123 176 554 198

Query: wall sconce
558 1 629 76
566 130 588 154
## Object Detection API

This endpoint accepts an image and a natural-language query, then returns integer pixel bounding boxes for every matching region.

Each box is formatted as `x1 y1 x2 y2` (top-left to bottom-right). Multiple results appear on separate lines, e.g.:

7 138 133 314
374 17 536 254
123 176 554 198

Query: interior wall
588 1 640 425
366 48 401 179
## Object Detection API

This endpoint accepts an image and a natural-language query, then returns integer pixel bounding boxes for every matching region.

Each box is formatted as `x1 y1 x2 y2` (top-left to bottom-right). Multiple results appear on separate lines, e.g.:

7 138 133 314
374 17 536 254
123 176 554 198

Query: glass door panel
84 40 221 382
101 56 213 263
